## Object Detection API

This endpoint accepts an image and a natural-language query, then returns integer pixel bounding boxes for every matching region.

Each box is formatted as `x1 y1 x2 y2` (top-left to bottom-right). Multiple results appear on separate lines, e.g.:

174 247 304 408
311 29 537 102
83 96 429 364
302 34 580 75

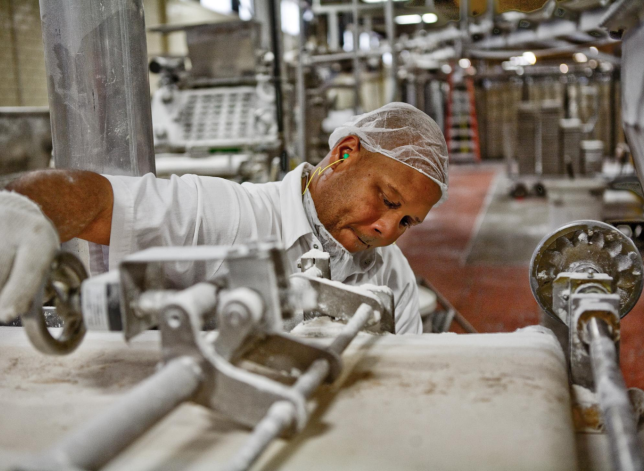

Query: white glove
0 192 60 323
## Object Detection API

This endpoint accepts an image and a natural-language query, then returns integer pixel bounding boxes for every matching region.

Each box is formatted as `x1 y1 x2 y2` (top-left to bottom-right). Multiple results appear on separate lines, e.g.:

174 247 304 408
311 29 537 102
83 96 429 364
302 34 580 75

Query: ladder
445 72 481 163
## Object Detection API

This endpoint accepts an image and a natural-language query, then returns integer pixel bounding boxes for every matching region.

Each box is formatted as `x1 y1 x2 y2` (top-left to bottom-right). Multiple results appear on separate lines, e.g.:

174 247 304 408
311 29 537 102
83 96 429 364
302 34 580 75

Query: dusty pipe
23 357 202 471
351 0 361 113
38 0 155 175
224 304 374 471
384 0 398 102
296 0 307 162
587 317 644 471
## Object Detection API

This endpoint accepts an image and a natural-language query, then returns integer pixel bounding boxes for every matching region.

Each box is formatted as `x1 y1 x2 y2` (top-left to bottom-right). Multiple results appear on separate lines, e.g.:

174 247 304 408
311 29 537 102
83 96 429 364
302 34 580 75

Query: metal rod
224 304 374 471
352 0 361 113
384 0 398 102
25 357 203 471
296 0 308 162
587 317 644 471
267 0 289 175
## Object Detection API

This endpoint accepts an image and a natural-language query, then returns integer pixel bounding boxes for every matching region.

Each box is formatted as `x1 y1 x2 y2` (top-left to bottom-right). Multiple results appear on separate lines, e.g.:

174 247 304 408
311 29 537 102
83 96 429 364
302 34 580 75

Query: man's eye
384 198 400 209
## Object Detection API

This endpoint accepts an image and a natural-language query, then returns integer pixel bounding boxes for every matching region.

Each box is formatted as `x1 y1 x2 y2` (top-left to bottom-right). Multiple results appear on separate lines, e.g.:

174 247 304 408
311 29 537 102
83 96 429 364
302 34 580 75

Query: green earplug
343 153 349 159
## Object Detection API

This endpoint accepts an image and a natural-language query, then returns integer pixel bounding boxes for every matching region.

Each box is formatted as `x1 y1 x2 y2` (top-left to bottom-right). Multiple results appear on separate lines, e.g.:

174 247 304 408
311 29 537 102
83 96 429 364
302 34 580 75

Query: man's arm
6 169 114 245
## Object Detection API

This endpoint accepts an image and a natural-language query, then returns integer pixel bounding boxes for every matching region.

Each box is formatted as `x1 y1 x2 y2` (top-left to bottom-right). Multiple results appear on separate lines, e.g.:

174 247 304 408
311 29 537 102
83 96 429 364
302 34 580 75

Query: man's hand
0 192 60 323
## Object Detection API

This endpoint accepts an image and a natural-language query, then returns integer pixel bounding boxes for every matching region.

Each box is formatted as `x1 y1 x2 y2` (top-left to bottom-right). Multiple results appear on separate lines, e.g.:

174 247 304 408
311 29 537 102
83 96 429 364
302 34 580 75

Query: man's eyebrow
387 184 406 204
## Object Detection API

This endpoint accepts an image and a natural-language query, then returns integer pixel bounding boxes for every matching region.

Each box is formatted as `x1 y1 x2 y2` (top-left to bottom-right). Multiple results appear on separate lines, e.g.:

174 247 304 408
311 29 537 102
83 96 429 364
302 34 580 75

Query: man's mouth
351 228 371 248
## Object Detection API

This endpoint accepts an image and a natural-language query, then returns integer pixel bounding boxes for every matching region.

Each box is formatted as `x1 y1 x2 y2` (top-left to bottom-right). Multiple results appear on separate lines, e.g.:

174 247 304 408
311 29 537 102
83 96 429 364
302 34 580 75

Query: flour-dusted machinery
4 0 644 470
15 243 396 471
148 21 279 182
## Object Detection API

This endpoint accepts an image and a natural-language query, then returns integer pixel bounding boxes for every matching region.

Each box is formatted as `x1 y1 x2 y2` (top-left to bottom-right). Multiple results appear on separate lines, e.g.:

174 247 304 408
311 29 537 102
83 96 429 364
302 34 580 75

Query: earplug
343 153 349 159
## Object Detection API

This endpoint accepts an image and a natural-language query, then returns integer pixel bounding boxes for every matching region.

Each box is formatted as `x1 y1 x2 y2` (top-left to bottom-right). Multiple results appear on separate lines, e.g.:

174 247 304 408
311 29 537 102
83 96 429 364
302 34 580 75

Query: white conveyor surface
0 325 578 470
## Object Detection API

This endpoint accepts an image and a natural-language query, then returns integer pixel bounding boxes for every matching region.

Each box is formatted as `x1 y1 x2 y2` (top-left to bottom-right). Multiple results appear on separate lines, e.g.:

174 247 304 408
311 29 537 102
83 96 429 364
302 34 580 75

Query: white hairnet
329 102 449 205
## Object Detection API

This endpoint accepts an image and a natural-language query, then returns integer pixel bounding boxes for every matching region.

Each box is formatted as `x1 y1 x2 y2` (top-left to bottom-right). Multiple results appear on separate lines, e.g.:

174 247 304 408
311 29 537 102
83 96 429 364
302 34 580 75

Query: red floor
397 166 644 390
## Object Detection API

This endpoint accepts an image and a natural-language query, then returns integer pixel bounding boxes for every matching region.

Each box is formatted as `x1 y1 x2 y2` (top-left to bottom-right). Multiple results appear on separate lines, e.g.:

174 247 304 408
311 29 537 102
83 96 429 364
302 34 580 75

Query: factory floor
397 163 644 390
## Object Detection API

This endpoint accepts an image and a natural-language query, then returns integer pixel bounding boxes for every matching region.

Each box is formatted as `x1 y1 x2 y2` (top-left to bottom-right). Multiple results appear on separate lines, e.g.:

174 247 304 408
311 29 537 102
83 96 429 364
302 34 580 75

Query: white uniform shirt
104 163 422 334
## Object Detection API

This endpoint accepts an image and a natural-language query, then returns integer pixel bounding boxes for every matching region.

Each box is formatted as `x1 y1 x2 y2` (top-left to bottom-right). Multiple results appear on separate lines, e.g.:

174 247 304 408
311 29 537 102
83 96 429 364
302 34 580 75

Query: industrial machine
14 243 395 470
3 1 644 470
148 21 279 182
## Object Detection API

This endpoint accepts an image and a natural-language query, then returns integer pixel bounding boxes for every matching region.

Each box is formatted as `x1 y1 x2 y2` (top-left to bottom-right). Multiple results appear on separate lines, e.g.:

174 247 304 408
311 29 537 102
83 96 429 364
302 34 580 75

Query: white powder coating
0 326 580 471
300 249 330 260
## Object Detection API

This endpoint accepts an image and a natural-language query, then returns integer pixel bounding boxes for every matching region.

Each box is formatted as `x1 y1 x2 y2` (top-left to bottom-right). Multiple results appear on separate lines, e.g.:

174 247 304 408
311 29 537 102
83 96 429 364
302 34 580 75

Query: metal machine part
530 220 644 471
18 242 381 471
21 252 88 355
151 85 278 154
530 220 643 323
38 0 155 176
601 1 644 193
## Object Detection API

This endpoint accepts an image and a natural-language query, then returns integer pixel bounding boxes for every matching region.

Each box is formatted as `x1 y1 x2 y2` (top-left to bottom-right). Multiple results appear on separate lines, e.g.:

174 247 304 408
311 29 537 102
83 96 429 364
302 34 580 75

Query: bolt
297 263 301 269
313 244 319 249
166 311 182 329
562 293 569 301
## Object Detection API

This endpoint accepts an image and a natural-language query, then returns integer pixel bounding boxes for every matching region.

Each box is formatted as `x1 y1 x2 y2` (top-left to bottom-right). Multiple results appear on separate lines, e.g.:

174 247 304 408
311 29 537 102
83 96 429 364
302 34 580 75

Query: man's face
309 137 442 253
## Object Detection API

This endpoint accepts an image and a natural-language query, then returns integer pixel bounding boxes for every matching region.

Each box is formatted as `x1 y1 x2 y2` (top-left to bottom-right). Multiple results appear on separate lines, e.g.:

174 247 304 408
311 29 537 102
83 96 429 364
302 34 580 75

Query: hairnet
328 102 449 205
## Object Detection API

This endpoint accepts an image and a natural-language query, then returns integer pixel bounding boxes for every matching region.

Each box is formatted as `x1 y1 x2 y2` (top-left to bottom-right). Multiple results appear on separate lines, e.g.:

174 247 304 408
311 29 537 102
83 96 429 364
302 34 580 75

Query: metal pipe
25 357 203 471
38 0 155 176
296 1 308 162
224 304 374 471
266 0 289 176
587 317 644 471
384 0 398 102
352 0 361 113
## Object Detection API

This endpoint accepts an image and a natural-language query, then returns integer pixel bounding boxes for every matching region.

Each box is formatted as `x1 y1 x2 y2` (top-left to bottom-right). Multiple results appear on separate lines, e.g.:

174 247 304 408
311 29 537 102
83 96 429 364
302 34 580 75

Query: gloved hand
0 191 59 323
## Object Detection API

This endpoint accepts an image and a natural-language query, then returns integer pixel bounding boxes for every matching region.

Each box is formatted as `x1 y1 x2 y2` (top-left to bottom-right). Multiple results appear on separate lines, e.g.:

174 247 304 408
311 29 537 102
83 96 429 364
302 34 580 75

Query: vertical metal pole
458 0 468 59
38 0 155 176
267 0 290 176
384 0 398 102
8 0 23 106
352 0 361 113
328 11 340 51
297 1 308 162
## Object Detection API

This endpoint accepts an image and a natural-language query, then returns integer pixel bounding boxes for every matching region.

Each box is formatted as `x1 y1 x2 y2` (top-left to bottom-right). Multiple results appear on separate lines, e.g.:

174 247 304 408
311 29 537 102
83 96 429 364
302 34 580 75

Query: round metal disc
530 220 643 323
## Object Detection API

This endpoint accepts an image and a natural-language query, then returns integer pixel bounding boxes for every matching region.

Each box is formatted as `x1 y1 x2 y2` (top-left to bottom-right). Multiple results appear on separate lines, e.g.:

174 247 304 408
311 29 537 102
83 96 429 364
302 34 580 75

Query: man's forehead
377 163 441 206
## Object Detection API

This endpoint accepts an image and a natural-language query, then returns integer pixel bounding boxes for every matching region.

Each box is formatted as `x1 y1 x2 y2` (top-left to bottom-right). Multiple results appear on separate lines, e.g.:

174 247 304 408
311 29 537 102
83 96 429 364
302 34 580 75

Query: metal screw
166 312 182 329
313 244 319 249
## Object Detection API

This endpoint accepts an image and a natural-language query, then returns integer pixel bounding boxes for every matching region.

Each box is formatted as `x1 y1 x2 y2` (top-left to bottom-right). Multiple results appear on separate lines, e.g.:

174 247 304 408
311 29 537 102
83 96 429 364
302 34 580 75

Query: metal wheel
22 251 88 355
530 220 644 323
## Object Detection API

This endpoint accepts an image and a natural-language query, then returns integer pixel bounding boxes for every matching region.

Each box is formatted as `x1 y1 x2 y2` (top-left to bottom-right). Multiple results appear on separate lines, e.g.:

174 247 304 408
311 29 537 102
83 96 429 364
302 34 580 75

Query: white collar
300 164 382 281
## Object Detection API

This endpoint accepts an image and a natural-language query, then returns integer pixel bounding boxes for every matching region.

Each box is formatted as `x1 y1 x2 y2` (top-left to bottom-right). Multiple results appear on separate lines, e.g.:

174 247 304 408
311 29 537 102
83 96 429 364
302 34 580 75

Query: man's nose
371 216 400 241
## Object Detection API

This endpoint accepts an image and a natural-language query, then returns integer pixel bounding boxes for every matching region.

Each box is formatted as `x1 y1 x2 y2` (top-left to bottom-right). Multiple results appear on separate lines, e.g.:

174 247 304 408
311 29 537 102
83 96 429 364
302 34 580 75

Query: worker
0 102 448 334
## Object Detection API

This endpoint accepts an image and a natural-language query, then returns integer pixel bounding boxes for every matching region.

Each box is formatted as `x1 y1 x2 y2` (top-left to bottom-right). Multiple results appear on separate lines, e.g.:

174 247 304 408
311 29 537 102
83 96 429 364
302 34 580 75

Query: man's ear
331 135 361 165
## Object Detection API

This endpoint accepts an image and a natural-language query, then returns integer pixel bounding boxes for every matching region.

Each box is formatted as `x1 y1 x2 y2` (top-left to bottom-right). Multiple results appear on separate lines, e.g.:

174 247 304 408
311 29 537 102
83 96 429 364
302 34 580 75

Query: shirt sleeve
103 173 262 284
379 245 423 335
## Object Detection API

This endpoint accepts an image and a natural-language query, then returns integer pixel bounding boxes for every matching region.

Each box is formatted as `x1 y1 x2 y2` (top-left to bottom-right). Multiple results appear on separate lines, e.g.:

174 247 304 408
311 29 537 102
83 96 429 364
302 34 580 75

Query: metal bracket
291 273 396 333
119 243 294 340
158 283 309 431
